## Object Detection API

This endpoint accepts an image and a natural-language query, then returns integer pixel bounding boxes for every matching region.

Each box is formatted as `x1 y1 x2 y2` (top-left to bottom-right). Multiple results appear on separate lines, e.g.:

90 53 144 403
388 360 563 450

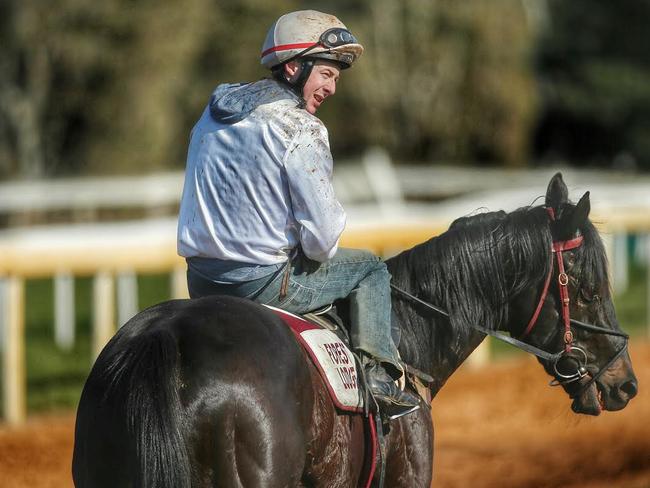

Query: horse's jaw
571 380 603 416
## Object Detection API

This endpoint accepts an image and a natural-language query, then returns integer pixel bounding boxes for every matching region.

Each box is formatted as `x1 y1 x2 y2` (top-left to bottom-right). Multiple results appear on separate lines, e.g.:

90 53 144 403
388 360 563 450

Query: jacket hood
209 79 302 124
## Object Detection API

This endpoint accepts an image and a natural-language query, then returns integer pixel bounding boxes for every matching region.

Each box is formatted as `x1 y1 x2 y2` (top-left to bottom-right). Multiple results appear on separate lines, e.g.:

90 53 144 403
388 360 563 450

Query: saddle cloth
264 305 364 412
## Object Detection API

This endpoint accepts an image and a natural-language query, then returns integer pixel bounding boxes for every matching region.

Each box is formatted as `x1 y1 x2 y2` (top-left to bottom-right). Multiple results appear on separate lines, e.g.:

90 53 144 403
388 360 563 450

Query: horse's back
73 295 315 487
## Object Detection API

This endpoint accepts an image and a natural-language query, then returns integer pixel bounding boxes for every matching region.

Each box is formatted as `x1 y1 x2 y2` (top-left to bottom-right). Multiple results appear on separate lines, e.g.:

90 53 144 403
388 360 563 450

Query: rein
390 207 629 399
390 284 565 363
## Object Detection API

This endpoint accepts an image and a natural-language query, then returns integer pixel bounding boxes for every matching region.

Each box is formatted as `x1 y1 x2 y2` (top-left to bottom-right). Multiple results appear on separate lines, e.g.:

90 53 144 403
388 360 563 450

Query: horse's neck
394 298 486 397
387 247 492 397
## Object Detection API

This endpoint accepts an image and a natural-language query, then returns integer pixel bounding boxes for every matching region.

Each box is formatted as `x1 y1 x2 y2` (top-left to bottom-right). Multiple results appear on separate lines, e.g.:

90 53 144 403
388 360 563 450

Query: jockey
177 10 420 413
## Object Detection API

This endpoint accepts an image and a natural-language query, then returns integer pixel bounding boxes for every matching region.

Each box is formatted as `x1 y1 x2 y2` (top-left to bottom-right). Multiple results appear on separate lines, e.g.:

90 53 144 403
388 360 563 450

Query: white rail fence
1 162 650 425
1 214 648 425
0 217 452 425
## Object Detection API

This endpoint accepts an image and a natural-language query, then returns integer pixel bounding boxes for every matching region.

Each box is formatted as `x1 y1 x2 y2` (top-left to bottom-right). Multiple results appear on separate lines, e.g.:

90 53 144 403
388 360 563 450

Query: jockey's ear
557 191 591 240
545 172 569 214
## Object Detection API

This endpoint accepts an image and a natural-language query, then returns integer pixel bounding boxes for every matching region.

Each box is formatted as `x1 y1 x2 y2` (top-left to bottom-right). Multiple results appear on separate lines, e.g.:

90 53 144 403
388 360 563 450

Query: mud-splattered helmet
261 10 364 71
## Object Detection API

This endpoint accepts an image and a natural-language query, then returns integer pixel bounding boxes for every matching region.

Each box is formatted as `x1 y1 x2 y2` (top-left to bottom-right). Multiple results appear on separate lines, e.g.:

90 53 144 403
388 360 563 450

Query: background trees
0 0 646 179
533 0 650 169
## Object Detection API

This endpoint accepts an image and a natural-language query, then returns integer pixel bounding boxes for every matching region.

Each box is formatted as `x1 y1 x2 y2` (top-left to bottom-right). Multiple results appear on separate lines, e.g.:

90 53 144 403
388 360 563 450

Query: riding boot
364 359 421 418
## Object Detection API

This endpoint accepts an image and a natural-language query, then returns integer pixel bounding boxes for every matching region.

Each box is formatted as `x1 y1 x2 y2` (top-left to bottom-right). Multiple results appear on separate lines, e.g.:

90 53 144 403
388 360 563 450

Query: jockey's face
286 60 341 115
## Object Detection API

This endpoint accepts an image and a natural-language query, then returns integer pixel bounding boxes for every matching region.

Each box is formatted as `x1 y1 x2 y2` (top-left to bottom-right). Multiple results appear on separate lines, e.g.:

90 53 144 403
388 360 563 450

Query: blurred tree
85 0 211 174
0 0 141 177
534 0 650 169
177 0 299 168
0 0 540 178
0 0 298 177
0 0 50 178
318 0 537 166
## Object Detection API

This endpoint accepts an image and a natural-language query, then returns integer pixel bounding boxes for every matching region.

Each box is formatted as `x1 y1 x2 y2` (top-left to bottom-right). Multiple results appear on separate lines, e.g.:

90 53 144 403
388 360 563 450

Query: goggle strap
261 28 357 60
262 42 317 59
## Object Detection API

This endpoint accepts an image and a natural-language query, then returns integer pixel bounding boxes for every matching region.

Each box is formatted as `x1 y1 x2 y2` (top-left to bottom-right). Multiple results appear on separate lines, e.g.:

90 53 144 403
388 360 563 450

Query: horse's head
510 173 637 416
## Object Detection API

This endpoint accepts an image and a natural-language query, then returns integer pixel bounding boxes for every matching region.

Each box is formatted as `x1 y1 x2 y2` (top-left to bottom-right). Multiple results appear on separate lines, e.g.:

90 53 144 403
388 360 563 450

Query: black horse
72 174 637 487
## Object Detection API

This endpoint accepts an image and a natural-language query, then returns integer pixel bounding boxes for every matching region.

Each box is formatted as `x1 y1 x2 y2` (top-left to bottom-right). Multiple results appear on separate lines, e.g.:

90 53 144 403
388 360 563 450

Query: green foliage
614 264 648 336
138 272 172 310
349 0 536 165
23 277 93 411
0 0 647 177
534 0 650 168
0 0 538 178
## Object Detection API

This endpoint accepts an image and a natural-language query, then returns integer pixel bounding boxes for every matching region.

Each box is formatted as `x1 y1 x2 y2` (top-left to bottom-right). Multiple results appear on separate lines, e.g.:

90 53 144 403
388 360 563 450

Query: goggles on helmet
284 27 359 66
320 28 358 49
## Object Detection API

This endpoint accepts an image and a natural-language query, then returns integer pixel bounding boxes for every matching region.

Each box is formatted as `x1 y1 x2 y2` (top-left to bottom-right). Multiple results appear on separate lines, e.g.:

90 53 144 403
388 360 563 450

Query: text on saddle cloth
264 305 364 412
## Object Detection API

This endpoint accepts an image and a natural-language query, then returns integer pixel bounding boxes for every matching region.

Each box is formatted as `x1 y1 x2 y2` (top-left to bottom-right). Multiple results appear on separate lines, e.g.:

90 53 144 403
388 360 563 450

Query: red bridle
520 207 584 351
391 204 629 395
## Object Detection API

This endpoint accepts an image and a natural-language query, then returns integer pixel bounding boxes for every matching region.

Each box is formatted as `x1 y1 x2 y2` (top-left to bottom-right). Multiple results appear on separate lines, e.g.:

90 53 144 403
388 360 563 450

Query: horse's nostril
619 379 638 400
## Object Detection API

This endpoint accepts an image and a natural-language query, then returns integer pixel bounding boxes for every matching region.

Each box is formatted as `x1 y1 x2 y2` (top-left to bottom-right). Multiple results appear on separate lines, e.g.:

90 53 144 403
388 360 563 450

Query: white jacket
177 79 346 265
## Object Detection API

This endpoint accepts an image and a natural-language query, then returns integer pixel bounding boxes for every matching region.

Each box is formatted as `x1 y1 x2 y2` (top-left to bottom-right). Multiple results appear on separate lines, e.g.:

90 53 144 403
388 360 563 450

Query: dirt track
1 342 648 488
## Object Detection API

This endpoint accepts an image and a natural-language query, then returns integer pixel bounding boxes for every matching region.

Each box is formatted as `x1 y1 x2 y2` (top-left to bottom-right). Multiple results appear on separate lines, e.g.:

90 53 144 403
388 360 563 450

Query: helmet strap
272 58 315 101
293 58 315 94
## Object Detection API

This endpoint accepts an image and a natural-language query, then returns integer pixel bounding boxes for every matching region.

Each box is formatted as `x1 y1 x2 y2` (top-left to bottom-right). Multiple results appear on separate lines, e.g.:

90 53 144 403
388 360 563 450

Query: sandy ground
432 341 650 488
1 342 648 488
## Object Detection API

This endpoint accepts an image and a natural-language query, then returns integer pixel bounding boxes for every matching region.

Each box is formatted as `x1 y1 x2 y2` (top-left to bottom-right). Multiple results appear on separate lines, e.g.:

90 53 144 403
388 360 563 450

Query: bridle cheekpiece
519 207 588 385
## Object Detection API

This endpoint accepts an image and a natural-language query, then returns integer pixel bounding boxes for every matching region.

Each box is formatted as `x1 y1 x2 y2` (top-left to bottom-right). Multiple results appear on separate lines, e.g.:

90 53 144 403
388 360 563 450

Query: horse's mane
388 201 609 365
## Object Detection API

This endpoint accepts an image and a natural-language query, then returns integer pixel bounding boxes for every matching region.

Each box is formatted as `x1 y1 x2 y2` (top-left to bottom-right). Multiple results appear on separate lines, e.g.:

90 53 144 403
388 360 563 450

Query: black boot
364 360 421 418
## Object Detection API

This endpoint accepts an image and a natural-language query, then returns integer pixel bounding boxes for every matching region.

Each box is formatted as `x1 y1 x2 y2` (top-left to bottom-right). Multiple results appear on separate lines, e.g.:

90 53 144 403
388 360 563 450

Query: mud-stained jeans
187 248 401 375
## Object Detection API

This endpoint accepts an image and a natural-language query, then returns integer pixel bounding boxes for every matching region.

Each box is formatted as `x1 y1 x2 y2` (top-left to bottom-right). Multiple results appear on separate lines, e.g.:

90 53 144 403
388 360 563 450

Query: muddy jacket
177 79 346 268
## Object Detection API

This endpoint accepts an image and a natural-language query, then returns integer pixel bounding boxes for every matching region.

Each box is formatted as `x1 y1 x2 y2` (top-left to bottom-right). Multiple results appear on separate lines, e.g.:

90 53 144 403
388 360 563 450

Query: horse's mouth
571 378 605 416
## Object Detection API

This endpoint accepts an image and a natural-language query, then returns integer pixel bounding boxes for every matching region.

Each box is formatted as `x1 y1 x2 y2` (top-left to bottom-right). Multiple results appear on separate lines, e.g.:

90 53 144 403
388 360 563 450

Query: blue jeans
187 248 400 373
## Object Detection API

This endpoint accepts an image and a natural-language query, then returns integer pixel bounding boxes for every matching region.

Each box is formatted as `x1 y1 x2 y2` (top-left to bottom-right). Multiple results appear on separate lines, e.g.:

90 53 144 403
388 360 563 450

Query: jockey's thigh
255 247 390 314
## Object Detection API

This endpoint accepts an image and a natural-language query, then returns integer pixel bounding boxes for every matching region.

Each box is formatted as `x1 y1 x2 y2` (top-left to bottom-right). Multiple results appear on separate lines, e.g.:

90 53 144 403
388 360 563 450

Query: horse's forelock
572 219 610 295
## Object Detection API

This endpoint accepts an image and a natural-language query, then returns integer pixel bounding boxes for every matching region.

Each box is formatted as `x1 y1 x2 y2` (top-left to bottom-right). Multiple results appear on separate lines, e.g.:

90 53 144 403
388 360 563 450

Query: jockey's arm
284 119 346 262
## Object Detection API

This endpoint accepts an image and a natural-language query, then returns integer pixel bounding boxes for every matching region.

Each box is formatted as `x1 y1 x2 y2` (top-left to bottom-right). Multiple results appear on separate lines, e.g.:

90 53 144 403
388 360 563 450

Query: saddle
306 305 434 410
265 303 433 488
266 303 433 412
264 304 364 412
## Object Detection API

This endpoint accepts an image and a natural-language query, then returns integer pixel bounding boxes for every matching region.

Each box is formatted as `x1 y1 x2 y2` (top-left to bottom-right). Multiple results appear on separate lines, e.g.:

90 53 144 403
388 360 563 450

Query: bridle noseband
391 207 629 399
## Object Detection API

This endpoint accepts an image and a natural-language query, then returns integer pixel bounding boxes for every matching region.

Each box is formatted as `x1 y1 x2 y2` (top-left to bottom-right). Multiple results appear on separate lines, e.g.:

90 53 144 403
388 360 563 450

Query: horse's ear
545 172 569 211
558 191 591 239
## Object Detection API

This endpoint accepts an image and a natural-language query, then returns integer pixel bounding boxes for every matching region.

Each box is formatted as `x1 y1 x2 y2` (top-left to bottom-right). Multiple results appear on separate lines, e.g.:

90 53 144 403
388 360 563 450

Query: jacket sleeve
284 119 346 262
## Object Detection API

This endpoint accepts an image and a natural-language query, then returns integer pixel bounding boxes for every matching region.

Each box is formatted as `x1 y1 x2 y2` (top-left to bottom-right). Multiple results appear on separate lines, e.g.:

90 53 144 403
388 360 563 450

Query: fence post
612 232 629 295
92 271 115 360
362 147 405 217
54 272 75 350
117 270 138 328
1 276 26 425
602 233 615 291
171 265 189 299
647 236 650 338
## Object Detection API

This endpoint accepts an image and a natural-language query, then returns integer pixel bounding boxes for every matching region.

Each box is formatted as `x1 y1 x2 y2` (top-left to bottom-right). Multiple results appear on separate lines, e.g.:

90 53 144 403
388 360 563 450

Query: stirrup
387 404 420 420
364 361 421 419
